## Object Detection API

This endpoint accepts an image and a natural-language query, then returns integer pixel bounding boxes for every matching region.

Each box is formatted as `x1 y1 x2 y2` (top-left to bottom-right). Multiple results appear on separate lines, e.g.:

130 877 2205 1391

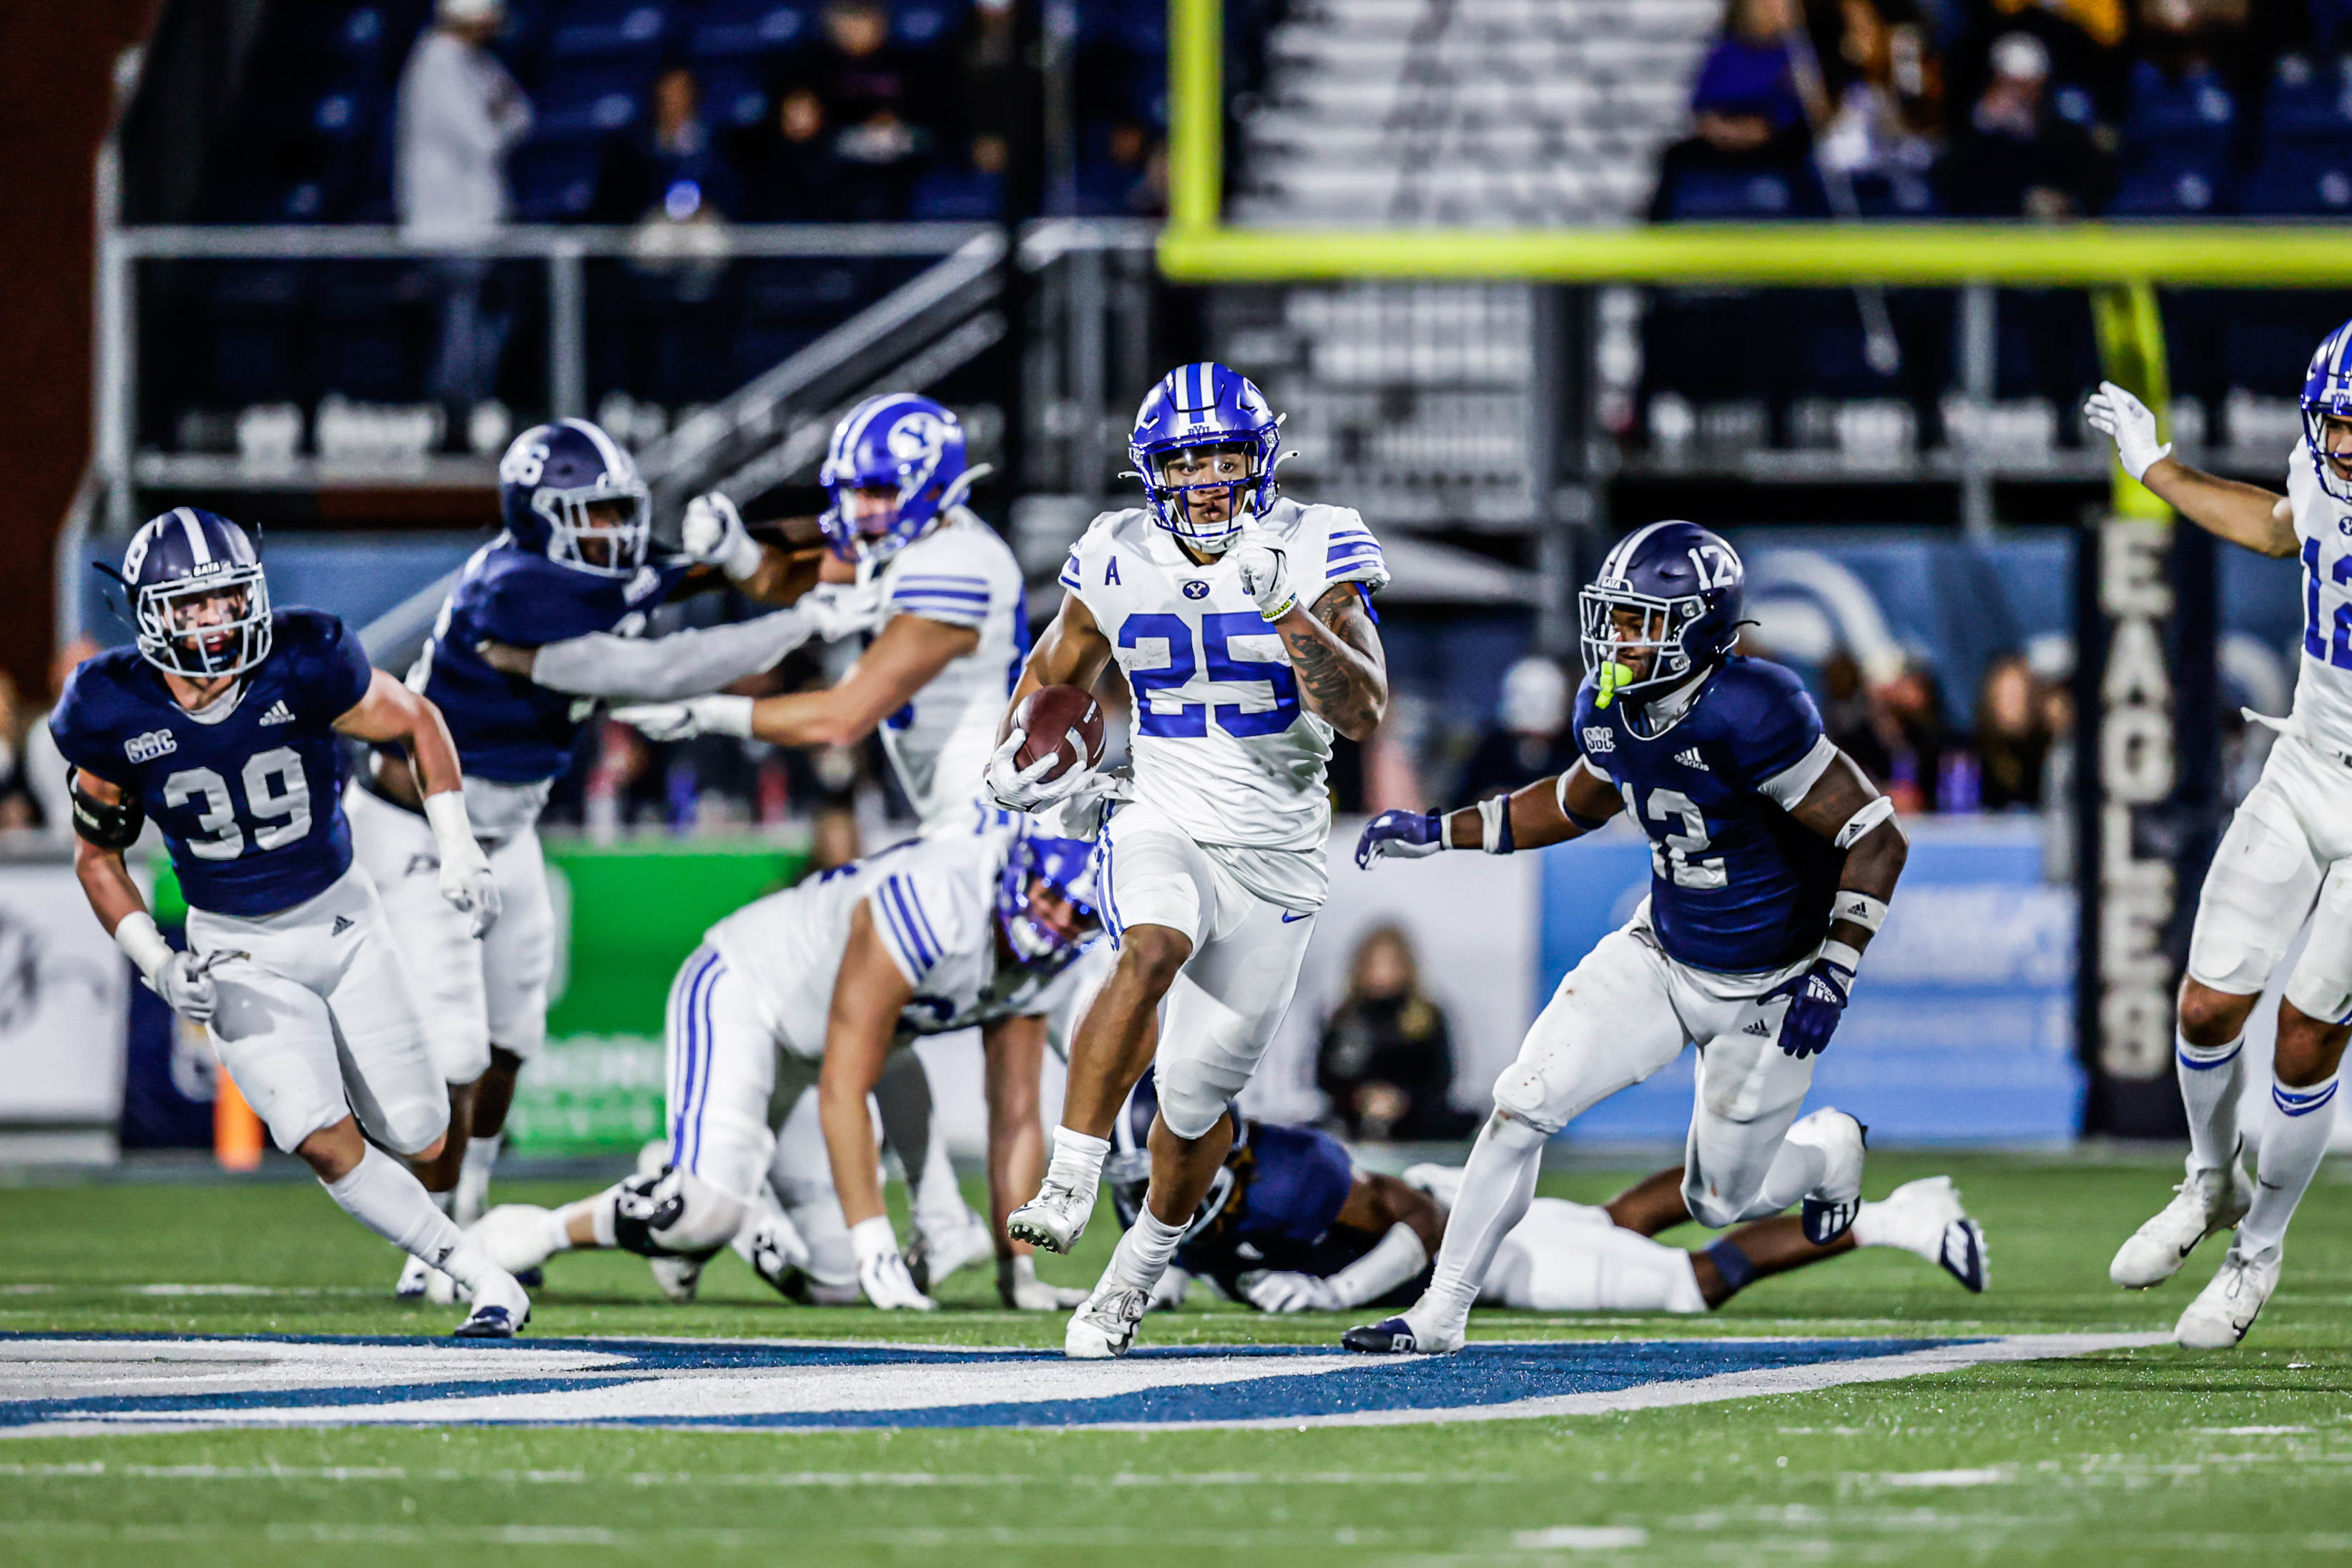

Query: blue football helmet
118 507 273 679
996 828 1103 964
2303 317 2352 502
497 418 651 578
1106 1067 1241 1237
1128 362 1286 554
817 393 982 564
1579 521 1746 712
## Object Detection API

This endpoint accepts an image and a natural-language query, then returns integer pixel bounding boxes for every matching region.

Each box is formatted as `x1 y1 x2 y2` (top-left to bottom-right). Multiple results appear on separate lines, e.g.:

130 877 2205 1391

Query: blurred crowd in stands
1657 0 2352 220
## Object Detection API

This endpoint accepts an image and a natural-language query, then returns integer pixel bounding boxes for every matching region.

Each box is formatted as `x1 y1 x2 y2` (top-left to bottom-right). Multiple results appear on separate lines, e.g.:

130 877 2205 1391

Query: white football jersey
867 506 1028 829
2281 438 2352 755
704 828 1091 1061
1059 496 1389 857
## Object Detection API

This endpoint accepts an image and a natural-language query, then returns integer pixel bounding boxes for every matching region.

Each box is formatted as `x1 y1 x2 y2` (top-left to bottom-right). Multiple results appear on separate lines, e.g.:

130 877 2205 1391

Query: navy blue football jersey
51 609 374 917
1573 656 1844 973
1176 1120 1423 1303
413 540 689 784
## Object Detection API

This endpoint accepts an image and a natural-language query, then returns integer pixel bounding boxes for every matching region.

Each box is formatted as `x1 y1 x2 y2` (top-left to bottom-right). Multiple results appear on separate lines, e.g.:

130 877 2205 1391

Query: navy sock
1704 1238 1758 1298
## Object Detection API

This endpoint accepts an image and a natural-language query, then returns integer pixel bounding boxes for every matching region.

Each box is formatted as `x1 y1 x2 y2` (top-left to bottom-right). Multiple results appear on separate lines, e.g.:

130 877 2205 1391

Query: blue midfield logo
1184 580 1211 598
0 1332 2153 1434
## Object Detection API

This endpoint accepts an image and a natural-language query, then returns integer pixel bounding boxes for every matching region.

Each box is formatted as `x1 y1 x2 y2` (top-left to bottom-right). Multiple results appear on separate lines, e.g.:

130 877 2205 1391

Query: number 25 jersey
1059 498 1389 854
50 609 374 918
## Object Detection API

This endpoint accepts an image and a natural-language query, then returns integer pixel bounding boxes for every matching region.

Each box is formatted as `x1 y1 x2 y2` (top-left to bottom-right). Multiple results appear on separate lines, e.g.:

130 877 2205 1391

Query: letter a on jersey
1104 556 1121 586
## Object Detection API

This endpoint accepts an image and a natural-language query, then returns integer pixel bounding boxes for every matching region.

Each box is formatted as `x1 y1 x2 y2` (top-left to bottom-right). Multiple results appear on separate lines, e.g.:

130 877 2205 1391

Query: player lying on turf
608 393 1061 1284
54 509 528 1336
348 415 875 1303
2083 335 2352 1348
468 823 1102 1309
1348 523 1909 1355
985 363 1393 1360
1106 1073 1984 1318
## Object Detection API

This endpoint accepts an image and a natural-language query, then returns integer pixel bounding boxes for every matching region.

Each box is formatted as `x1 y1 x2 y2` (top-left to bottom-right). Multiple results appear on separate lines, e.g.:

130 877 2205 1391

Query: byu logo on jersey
124 729 177 764
1183 580 1210 599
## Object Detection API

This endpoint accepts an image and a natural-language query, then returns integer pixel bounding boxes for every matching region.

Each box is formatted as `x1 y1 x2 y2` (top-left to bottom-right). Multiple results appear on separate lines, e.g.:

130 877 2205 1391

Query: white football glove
1231 527 1299 621
680 491 763 581
850 1217 936 1311
2084 380 2173 483
611 694 755 744
1240 1269 1343 1314
998 1255 1090 1311
799 579 885 641
153 948 237 1025
985 729 1091 813
423 792 501 937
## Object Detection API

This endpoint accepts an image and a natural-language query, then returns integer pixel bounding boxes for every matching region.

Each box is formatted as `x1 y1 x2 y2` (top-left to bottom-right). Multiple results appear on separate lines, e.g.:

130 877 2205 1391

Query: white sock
1106 1208 1186 1293
1045 1128 1111 1195
569 1190 622 1249
326 1146 467 1271
2175 1031 2245 1171
1419 1112 1548 1322
1322 1223 1429 1310
455 1132 502 1226
2238 1072 2341 1257
1750 1138 1829 1217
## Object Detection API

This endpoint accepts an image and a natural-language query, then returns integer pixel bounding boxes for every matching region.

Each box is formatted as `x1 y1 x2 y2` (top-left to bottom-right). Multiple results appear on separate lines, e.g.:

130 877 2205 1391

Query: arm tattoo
1279 585 1386 730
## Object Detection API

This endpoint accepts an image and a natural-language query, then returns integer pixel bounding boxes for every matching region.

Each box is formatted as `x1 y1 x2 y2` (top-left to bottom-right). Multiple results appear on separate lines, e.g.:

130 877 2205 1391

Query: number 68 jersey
51 609 373 917
1060 497 1389 854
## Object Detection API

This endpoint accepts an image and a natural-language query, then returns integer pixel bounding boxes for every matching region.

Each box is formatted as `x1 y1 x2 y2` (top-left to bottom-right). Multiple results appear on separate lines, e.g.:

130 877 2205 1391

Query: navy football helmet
995 828 1102 964
2303 317 2352 502
1127 362 1286 554
497 418 651 578
817 393 983 564
1579 521 1746 711
1106 1068 1242 1238
118 508 273 679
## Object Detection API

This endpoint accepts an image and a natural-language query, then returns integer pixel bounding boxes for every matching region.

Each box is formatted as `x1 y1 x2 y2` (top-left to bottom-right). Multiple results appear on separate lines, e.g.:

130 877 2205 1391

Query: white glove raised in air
423 792 501 938
1231 526 1299 621
680 491 764 581
985 728 1091 814
1240 1269 1344 1313
611 694 755 744
2083 380 2173 483
850 1216 937 1311
798 579 885 641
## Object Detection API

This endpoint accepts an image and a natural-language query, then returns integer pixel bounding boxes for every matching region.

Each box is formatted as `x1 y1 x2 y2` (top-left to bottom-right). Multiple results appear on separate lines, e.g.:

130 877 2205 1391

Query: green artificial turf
1 1151 2349 1567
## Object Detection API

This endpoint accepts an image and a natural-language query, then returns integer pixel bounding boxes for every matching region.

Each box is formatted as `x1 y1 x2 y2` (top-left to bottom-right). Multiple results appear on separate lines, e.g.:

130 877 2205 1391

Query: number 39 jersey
1573 655 1845 974
50 609 375 918
1060 498 1389 854
2282 438 2352 756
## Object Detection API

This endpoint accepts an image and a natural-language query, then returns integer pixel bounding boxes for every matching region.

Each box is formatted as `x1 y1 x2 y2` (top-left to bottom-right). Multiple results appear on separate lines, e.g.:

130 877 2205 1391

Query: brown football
1012 684 1107 781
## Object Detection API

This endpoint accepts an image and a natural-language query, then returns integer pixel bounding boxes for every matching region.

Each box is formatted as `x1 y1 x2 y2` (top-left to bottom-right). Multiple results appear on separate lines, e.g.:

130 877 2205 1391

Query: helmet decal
817 393 979 565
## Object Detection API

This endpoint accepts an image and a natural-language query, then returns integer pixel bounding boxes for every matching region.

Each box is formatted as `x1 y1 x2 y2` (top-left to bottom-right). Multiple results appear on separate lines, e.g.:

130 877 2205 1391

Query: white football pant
2187 731 2352 1022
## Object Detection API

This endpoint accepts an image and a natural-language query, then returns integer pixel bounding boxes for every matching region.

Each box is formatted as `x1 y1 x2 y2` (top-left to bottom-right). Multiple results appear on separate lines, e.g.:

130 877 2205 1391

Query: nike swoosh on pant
1279 911 1311 923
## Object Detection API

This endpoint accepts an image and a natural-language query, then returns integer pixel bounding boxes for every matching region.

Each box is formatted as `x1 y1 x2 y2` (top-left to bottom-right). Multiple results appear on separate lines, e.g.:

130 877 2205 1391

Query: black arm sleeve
68 767 144 851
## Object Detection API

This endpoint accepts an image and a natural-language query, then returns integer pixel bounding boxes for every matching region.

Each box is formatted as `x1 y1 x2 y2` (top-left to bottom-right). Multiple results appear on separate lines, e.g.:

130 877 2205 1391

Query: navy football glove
1768 956 1854 1060
1356 809 1447 869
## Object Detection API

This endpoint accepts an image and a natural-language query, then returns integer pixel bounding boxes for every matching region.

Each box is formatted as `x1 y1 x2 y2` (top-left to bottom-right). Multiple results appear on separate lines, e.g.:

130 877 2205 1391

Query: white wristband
719 533 764 583
1477 796 1510 854
423 789 484 864
1828 891 1890 934
1819 938 1864 975
113 910 173 987
702 694 757 739
1833 794 1896 850
849 1215 899 1266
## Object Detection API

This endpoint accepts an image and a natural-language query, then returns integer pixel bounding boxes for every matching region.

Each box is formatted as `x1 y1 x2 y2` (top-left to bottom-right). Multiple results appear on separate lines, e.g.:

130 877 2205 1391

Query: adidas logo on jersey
258 700 296 726
1674 748 1709 771
330 915 355 937
1743 1019 1772 1037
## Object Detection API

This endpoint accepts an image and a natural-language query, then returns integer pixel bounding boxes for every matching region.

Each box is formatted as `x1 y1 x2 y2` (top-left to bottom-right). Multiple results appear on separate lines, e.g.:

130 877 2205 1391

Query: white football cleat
1007 1179 1093 1254
2110 1153 2253 1288
909 1205 995 1293
1788 1107 1869 1244
1341 1301 1467 1356
1864 1176 1989 1293
1065 1281 1150 1359
2174 1243 2280 1348
451 1266 531 1338
649 1256 704 1304
469 1204 566 1276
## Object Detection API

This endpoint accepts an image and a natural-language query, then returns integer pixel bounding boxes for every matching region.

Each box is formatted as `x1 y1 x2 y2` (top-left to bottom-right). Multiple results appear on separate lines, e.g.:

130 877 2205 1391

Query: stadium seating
2108 60 2238 217
2240 54 2352 217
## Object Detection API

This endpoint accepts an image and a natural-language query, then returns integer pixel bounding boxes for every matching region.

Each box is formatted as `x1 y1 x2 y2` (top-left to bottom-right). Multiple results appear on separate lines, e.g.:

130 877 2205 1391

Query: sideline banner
0 858 132 1151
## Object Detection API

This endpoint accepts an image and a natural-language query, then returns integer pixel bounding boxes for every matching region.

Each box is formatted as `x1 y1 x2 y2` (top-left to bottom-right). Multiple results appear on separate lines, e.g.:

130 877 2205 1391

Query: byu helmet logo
886 410 950 474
